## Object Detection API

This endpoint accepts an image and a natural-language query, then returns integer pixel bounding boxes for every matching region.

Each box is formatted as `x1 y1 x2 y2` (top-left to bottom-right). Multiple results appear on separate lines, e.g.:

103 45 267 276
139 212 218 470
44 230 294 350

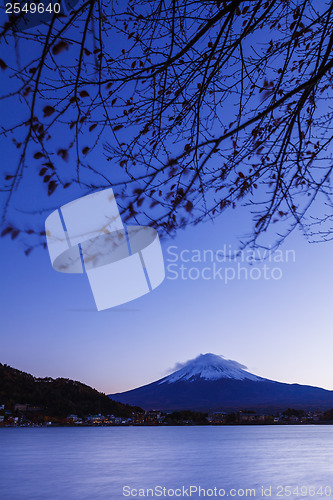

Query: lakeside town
2 362 333 428
1 404 333 427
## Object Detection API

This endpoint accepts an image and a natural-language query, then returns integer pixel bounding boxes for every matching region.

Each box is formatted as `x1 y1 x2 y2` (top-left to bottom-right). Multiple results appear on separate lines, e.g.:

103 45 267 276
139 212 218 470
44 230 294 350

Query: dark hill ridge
0 363 142 417
109 353 333 412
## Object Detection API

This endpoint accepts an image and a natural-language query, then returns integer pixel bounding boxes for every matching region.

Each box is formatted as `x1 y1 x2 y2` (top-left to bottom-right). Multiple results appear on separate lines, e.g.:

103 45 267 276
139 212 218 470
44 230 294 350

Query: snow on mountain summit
160 353 264 384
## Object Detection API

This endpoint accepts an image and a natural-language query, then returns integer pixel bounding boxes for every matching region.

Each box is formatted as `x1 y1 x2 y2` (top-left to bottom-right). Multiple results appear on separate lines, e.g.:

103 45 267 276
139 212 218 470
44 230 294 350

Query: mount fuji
109 353 333 412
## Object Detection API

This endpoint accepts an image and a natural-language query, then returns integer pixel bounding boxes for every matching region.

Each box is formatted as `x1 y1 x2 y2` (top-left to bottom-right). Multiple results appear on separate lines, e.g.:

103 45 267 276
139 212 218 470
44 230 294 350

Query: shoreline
2 421 333 428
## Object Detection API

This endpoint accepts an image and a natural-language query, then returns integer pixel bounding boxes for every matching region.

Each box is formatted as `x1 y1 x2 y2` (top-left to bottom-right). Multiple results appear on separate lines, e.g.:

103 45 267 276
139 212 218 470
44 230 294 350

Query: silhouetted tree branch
1 0 333 252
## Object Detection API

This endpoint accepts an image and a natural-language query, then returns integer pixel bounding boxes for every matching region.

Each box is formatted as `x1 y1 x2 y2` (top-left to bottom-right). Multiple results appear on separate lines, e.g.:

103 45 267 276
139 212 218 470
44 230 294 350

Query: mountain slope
0 363 142 417
109 354 333 412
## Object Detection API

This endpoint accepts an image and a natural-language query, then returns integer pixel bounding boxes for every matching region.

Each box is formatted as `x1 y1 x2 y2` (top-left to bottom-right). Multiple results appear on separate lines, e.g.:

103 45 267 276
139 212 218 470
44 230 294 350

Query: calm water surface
0 426 332 499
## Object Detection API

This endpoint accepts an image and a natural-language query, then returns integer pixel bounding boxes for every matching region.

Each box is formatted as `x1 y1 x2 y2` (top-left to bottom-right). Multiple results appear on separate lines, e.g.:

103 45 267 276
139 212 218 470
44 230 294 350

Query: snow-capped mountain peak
110 353 333 412
159 353 264 384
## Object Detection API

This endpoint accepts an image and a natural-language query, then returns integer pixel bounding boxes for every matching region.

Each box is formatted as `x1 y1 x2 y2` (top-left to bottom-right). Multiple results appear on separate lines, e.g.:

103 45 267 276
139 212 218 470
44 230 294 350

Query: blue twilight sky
1 3 333 395
1 205 333 394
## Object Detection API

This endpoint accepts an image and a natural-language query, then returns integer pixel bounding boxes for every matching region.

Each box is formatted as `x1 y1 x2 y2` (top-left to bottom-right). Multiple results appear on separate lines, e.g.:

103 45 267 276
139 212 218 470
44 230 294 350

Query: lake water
0 426 332 499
